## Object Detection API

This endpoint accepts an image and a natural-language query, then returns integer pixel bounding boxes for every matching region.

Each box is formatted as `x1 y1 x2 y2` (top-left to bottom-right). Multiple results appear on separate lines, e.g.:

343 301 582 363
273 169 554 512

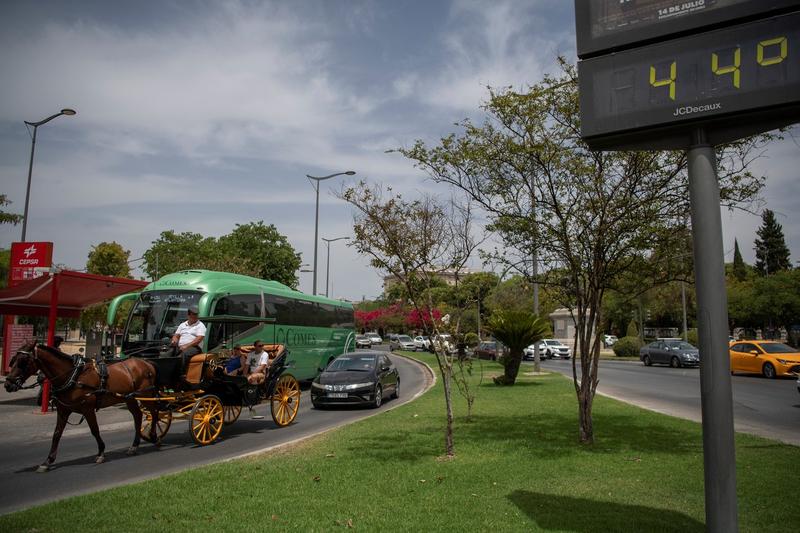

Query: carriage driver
245 340 271 385
171 307 206 357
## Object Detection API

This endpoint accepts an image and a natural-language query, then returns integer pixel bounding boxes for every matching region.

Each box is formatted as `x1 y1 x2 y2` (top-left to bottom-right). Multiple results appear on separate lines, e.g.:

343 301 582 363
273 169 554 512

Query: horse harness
42 354 143 408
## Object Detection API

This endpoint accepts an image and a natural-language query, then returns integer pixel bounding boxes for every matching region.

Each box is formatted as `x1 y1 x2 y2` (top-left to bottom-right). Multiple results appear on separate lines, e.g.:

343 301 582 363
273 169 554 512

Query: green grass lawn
2 353 796 532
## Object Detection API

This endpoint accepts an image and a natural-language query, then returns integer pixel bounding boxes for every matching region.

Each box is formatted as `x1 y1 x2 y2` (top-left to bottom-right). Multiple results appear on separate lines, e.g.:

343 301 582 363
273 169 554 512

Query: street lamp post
322 236 350 298
21 108 76 242
306 171 355 295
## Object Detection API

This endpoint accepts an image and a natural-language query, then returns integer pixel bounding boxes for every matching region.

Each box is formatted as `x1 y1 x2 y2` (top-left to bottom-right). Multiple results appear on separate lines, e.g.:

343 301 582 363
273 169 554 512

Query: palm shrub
486 310 549 385
612 336 642 357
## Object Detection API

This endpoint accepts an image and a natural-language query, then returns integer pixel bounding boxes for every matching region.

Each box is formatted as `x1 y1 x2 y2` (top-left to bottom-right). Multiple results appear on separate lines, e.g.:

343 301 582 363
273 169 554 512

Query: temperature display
579 12 800 148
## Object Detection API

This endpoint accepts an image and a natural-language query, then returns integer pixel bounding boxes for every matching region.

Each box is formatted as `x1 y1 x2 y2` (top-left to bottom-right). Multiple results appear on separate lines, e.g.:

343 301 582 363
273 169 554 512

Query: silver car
640 339 700 368
390 334 417 351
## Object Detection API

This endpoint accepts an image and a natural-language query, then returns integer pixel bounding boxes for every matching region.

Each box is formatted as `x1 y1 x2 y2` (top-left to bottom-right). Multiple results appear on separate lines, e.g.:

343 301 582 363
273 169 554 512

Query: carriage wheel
140 409 173 442
223 404 242 425
190 395 224 445
270 374 300 427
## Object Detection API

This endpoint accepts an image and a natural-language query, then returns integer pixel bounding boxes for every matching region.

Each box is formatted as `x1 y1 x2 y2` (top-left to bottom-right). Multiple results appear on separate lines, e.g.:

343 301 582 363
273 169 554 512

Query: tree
142 223 301 288
87 241 131 278
398 59 766 443
218 222 301 288
754 209 791 275
338 182 480 457
82 242 133 331
486 310 548 385
0 194 23 226
732 238 748 281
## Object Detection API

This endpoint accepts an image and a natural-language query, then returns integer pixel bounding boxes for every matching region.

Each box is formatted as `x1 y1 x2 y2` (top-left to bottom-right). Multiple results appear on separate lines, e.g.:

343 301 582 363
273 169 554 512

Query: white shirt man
246 341 271 385
171 308 206 356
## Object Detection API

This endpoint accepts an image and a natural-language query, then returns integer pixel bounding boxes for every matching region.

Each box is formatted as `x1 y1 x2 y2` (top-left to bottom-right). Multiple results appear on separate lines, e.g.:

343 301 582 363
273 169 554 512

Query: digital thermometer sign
578 11 800 149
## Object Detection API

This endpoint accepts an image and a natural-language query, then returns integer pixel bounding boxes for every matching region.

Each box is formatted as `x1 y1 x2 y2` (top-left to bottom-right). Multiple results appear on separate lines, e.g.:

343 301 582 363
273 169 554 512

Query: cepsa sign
9 242 53 286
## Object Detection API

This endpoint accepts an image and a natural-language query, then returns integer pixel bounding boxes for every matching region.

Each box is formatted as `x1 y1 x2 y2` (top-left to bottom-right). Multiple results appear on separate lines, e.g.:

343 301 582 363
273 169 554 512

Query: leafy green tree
0 194 23 226
398 59 767 443
218 222 301 288
732 238 748 281
754 209 792 275
486 310 548 385
87 241 131 278
143 223 301 288
0 248 10 289
82 242 133 331
142 231 218 280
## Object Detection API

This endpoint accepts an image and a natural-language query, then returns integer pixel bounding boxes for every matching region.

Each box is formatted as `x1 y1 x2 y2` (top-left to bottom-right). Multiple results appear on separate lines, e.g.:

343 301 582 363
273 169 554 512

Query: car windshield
545 340 560 346
327 356 376 371
665 341 695 350
759 343 797 354
398 335 413 342
356 335 367 340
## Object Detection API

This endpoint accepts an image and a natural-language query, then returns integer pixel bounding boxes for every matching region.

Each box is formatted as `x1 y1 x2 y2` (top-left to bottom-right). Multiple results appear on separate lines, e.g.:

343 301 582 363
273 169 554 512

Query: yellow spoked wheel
223 404 242 425
270 374 300 427
140 409 172 443
190 395 224 445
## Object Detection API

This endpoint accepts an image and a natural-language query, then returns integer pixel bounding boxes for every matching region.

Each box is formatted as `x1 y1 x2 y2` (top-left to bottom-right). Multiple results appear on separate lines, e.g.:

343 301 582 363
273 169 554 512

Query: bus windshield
122 291 203 354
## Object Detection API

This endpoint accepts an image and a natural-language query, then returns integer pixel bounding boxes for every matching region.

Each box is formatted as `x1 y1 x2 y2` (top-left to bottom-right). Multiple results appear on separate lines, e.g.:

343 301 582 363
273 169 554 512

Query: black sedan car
640 339 700 368
311 352 399 408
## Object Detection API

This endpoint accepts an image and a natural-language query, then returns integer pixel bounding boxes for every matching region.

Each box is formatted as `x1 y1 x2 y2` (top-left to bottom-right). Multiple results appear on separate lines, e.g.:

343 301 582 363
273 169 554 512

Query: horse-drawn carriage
3 315 300 471
136 315 301 446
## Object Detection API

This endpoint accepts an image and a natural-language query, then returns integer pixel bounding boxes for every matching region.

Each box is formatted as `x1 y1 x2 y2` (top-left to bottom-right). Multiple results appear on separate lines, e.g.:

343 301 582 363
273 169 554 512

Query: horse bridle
7 349 39 390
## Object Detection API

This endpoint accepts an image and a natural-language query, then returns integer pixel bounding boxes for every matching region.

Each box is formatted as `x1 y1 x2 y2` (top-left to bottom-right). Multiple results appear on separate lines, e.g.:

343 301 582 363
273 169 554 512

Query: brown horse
4 341 158 472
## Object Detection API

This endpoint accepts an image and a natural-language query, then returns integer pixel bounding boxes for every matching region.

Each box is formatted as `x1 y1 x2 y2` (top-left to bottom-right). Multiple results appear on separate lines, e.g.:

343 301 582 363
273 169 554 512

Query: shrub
687 328 698 346
613 336 642 357
626 319 639 338
464 332 479 348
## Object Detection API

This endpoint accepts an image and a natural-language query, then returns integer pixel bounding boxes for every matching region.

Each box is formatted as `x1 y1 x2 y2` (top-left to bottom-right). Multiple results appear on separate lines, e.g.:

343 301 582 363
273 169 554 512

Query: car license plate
327 392 348 399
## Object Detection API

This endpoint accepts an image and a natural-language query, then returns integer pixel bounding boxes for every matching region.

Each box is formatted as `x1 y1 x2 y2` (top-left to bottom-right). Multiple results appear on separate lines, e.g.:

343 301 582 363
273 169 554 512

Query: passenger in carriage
171 307 206 357
224 344 246 376
245 340 271 385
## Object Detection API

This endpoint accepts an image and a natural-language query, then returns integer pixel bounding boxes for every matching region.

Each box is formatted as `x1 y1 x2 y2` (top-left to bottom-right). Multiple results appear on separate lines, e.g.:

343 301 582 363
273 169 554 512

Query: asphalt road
0 352 430 515
534 358 800 446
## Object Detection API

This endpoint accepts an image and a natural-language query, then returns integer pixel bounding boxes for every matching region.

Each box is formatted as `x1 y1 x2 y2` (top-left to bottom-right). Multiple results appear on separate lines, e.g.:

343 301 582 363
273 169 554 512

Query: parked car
640 339 700 368
729 341 800 378
432 334 454 353
474 341 503 361
538 339 571 359
311 352 399 408
390 334 417 351
355 334 372 349
365 332 383 345
414 336 431 350
386 333 399 343
524 343 548 360
603 335 619 348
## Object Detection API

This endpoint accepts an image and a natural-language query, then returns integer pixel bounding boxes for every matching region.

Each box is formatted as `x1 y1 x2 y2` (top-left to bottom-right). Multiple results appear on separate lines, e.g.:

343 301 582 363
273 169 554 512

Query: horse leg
125 398 142 455
148 406 160 446
38 406 69 473
83 410 106 464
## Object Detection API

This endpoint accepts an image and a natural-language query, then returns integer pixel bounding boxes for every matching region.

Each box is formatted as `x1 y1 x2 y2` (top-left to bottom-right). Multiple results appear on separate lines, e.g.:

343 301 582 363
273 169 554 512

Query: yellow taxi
729 341 800 378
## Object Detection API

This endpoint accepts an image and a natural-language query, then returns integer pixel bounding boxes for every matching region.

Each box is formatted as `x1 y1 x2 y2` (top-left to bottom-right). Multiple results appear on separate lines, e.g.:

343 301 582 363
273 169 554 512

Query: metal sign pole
687 129 738 532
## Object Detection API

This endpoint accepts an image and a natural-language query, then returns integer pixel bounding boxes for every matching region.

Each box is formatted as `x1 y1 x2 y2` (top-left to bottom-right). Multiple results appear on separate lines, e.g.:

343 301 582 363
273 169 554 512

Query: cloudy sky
0 0 797 301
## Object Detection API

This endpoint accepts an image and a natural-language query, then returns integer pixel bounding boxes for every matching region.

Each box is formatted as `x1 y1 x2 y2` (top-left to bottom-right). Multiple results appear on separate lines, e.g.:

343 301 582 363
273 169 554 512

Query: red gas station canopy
0 270 147 318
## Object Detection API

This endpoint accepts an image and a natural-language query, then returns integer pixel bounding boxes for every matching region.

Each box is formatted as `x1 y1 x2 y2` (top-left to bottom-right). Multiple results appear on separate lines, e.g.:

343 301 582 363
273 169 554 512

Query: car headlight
311 382 328 390
776 359 790 365
345 382 374 390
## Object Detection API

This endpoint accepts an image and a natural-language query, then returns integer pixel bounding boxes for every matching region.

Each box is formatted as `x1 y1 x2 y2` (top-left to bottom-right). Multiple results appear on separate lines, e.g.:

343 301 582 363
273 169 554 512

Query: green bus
107 270 355 380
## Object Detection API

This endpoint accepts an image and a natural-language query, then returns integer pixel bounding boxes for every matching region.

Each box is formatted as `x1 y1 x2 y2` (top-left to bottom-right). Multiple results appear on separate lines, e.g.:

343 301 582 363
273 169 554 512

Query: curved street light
322 236 350 298
306 170 355 295
22 108 77 242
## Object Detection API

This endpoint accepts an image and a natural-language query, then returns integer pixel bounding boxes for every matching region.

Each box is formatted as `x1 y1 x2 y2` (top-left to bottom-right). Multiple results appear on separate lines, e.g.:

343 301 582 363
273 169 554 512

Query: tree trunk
440 360 455 457
495 350 522 385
